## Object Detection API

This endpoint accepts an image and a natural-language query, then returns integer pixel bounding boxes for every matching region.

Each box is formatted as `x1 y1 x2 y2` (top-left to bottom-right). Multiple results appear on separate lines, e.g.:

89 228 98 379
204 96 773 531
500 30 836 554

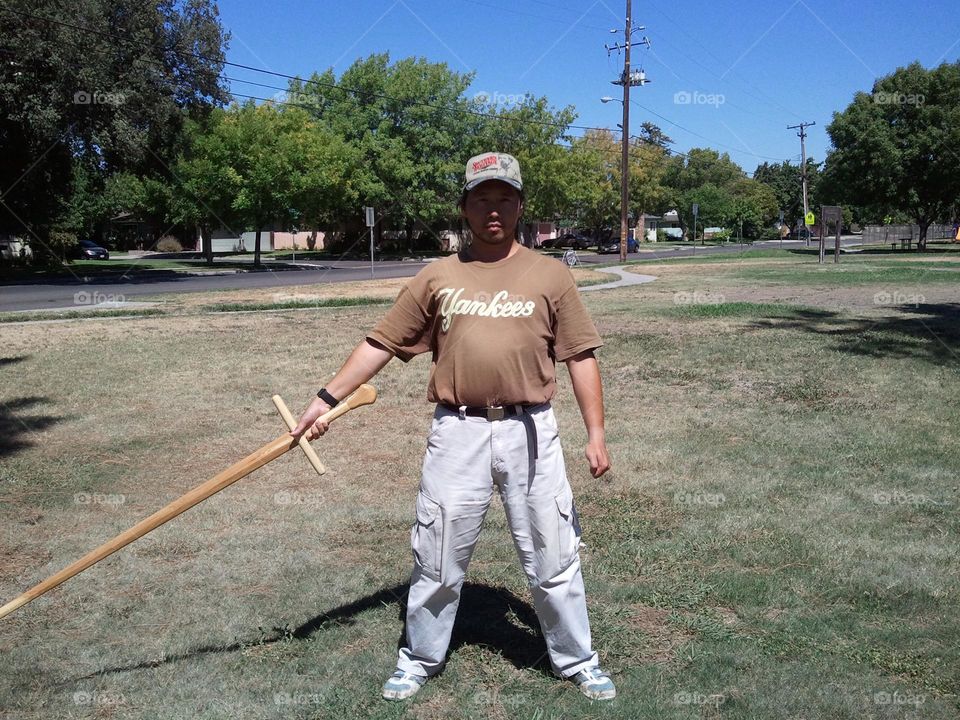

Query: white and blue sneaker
571 666 616 700
381 669 427 700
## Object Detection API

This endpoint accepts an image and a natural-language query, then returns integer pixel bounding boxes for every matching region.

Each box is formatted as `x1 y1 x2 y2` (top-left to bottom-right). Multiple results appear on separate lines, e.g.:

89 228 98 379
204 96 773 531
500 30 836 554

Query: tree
822 61 960 248
0 0 230 260
754 158 821 230
476 95 578 241
663 148 746 239
628 128 672 241
567 130 620 240
729 178 778 239
292 54 478 250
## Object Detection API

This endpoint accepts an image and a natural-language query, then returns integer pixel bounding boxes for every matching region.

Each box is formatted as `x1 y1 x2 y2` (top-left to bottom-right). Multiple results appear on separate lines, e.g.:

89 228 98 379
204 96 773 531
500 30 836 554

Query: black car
75 239 110 260
552 232 593 250
598 236 639 254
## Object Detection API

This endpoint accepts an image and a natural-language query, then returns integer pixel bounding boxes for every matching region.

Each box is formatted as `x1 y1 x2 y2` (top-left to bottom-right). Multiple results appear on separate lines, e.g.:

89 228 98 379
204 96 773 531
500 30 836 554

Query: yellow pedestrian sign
804 211 815 226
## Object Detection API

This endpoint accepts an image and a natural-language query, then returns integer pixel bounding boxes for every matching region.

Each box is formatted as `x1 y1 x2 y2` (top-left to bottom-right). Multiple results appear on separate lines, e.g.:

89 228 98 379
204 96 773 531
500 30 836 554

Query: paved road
0 260 428 312
0 237 861 312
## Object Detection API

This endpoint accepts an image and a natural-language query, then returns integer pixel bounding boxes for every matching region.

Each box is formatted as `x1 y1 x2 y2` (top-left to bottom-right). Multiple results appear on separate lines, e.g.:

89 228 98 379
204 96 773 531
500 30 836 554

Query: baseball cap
463 152 523 192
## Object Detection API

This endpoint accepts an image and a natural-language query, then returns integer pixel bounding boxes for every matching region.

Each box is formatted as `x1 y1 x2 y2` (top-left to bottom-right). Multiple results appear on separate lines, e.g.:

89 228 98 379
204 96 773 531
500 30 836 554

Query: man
291 152 615 702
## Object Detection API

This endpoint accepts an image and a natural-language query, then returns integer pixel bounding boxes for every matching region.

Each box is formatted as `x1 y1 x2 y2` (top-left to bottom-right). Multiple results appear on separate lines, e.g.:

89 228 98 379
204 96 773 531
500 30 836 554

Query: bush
49 230 78 262
759 226 781 241
656 229 668 243
156 235 182 253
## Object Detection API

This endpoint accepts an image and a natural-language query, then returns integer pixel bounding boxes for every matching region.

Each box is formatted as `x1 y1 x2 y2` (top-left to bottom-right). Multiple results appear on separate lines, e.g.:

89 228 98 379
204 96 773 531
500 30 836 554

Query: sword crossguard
272 394 327 475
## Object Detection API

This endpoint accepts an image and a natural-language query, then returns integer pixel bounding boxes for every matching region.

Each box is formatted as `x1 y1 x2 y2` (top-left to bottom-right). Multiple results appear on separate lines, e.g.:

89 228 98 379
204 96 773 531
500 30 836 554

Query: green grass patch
670 301 822 319
202 296 390 312
0 308 163 323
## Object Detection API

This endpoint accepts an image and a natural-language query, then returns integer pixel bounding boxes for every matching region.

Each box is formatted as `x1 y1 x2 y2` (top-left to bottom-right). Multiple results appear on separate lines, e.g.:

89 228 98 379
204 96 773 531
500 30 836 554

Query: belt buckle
486 406 505 421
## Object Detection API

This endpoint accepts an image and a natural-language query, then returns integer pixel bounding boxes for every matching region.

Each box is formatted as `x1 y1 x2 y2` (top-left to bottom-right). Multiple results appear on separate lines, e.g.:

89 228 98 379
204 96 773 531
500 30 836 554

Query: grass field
1 251 957 719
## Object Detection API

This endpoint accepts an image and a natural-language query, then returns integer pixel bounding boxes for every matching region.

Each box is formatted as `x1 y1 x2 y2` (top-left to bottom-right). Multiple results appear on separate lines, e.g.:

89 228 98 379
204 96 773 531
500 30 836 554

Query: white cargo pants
395 403 599 679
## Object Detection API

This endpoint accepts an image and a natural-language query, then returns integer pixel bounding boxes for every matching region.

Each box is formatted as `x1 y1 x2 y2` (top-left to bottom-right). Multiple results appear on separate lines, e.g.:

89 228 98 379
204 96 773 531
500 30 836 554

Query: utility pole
606 2 650 262
787 121 815 245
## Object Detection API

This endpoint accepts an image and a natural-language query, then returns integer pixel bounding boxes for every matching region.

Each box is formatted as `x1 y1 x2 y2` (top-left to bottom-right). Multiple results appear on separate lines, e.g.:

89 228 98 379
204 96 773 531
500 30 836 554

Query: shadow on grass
81 581 552 680
0 360 64 456
745 302 960 365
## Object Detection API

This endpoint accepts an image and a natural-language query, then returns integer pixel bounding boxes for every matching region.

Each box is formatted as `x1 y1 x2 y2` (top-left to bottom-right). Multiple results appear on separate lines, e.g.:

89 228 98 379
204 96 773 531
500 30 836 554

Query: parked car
74 239 110 260
0 234 32 261
598 236 639 254
552 232 593 250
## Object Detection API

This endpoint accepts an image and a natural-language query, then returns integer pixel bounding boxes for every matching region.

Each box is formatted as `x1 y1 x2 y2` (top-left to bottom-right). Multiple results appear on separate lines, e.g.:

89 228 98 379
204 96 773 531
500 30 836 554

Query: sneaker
571 666 616 700
381 669 427 700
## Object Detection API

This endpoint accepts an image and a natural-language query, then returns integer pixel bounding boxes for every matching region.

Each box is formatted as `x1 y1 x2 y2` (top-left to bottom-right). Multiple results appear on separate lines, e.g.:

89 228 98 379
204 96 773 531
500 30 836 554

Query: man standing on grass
291 152 616 702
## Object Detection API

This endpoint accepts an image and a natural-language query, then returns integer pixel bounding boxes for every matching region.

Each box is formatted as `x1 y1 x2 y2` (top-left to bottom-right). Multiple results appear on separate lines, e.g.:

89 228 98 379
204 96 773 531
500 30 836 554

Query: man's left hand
585 437 611 478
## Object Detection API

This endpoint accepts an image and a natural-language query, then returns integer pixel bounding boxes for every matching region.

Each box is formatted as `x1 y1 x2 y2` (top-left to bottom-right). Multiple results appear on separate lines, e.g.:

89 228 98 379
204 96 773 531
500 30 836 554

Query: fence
862 224 956 244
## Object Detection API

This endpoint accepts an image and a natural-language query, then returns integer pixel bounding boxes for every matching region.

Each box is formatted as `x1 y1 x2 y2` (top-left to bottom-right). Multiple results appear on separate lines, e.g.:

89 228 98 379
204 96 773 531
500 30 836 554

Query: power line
630 99 791 162
3 7 621 138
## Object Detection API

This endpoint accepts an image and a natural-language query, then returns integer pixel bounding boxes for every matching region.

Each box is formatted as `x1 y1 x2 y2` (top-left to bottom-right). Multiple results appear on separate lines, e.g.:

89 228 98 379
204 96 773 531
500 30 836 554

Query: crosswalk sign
804 211 815 226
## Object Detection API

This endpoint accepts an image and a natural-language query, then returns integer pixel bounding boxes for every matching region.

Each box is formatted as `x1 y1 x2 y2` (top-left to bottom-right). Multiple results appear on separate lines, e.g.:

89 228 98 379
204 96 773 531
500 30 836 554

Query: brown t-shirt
367 245 602 406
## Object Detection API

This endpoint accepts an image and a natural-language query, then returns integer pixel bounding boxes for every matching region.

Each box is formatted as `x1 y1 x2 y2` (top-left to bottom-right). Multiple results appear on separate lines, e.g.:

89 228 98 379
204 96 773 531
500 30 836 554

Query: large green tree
173 102 354 267
0 0 229 260
822 61 960 248
291 54 477 250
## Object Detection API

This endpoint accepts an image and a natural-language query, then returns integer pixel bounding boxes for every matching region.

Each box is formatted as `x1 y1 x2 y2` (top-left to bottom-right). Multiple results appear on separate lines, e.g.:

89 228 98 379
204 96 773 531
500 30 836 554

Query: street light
600 96 621 104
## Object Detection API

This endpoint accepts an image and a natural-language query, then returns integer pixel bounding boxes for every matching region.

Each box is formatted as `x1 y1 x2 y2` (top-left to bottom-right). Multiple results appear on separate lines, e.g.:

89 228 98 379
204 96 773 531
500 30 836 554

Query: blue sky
218 0 960 173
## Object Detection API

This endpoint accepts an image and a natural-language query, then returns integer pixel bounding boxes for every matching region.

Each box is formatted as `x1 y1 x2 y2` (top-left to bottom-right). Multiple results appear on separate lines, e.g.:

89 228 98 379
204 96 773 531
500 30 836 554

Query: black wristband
316 387 340 408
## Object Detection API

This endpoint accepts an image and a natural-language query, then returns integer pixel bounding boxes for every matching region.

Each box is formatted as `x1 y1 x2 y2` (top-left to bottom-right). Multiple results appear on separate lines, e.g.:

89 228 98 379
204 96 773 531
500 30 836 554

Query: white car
0 235 32 260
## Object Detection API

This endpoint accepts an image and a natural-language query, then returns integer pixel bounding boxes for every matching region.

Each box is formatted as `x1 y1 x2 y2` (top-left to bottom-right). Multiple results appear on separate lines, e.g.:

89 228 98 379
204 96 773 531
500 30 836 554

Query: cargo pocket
555 488 582 572
411 492 443 582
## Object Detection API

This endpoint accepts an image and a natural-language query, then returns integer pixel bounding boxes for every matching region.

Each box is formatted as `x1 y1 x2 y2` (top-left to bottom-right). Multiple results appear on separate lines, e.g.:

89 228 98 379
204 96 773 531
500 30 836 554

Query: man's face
462 180 523 246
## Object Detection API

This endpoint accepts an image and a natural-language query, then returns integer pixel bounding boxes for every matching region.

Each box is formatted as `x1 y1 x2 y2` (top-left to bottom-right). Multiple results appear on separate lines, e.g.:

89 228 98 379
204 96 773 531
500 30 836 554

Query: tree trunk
254 228 262 268
201 223 214 265
405 218 415 253
308 230 317 250
918 218 930 251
